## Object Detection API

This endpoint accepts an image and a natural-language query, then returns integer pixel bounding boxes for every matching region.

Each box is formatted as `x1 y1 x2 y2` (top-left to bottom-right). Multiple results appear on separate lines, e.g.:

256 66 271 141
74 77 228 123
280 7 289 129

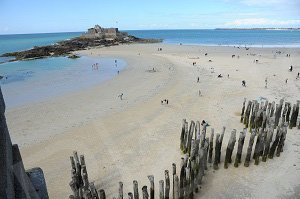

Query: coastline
5 43 300 198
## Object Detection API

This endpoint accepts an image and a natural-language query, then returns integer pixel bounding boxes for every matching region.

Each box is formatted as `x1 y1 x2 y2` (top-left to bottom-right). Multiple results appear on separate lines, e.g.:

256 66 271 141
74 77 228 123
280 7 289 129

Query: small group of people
92 63 99 70
158 48 163 51
161 99 169 105
286 54 291 57
192 62 197 66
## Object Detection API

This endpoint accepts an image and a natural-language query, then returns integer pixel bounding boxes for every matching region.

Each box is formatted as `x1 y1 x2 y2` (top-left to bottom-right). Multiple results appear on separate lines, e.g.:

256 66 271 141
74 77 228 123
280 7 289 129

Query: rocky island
1 25 162 61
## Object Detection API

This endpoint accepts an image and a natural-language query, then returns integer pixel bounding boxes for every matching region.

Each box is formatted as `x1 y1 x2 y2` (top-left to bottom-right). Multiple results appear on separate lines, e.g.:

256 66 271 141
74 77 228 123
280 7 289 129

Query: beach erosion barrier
0 87 49 199
68 98 299 199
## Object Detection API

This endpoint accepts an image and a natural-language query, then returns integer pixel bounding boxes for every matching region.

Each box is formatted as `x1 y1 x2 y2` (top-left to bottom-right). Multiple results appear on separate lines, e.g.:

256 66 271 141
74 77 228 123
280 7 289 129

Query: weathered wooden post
159 180 164 199
289 101 299 129
241 98 247 123
99 189 106 199
244 130 256 167
200 123 207 148
244 101 252 128
270 101 275 117
165 170 170 199
269 126 282 159
174 175 179 199
253 128 265 165
133 180 139 199
262 126 274 162
185 161 192 199
198 148 205 183
172 163 176 199
179 158 185 199
147 176 154 199
142 186 149 199
90 182 98 199
224 129 237 169
250 101 258 130
286 103 291 123
275 99 284 127
181 119 187 151
186 121 195 154
234 129 246 167
208 128 214 164
203 138 209 170
217 127 226 164
213 133 221 170
276 123 288 157
119 182 124 199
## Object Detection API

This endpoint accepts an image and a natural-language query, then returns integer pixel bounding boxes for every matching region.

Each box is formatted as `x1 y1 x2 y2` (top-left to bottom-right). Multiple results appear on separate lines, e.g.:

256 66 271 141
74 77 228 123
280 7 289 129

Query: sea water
127 29 300 47
0 56 125 108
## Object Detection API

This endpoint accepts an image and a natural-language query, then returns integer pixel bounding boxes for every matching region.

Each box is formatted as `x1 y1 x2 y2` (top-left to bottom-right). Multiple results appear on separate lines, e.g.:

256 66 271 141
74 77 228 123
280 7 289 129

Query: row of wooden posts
69 98 297 199
240 98 299 130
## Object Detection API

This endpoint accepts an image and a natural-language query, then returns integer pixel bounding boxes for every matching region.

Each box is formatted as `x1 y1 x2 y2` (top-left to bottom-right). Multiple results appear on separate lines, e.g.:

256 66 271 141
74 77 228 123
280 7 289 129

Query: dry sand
5 43 300 198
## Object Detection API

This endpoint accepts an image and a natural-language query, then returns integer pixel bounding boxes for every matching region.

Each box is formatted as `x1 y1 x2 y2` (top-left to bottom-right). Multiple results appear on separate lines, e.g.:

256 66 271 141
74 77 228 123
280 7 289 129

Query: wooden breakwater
68 98 298 199
0 87 49 199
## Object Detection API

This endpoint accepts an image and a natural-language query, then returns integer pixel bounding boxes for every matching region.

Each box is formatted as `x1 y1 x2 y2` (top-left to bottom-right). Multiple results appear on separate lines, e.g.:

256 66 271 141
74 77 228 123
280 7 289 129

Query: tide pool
0 56 126 109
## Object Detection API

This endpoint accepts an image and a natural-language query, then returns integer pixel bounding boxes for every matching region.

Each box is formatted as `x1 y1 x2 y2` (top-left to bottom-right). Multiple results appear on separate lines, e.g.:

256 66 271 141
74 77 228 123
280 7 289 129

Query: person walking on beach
197 77 200 83
285 79 288 84
198 90 202 96
242 80 246 87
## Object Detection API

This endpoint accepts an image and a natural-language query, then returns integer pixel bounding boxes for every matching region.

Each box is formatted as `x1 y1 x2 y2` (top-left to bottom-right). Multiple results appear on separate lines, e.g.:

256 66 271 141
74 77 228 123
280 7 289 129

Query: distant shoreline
215 28 300 30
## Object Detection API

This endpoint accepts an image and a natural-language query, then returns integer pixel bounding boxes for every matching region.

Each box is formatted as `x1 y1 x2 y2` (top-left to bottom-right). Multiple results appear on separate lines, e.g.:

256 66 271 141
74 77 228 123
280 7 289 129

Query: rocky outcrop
1 28 161 62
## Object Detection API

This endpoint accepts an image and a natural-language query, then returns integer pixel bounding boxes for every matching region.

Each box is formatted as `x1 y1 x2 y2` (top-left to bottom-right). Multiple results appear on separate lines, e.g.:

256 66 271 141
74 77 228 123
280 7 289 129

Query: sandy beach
5 43 300 198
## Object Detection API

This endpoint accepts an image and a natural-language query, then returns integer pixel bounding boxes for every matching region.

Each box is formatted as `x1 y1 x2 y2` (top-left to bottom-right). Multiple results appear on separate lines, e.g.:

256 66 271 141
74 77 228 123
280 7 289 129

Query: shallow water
0 56 126 109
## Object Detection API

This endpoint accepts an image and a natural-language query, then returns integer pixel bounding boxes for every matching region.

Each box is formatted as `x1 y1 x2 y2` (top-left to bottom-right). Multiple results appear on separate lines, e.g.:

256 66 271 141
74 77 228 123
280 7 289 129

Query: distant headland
216 28 300 30
1 25 162 62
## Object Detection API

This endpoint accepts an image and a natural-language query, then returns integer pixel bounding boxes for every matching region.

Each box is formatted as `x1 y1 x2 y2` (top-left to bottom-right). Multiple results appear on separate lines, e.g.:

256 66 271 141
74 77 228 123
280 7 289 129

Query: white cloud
225 18 300 26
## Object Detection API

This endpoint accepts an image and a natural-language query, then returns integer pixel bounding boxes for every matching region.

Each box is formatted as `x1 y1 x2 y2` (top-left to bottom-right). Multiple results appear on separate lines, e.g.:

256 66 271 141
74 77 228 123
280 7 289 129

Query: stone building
83 25 119 39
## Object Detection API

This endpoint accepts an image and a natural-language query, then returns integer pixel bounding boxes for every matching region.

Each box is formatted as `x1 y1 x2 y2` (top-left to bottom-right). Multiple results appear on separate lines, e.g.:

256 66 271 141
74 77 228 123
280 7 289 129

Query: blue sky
0 0 300 34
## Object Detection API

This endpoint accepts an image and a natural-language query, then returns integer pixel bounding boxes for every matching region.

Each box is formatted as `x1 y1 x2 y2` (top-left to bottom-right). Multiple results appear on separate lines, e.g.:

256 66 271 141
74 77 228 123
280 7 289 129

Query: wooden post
142 186 149 199
224 129 237 169
217 127 226 164
200 123 207 148
203 138 209 170
268 126 282 159
119 182 124 199
165 170 170 199
185 162 192 199
286 103 291 123
241 98 247 123
244 130 256 167
90 182 99 199
181 119 187 151
244 101 252 128
262 126 274 162
185 121 195 154
133 180 139 199
208 128 214 164
172 163 176 199
234 129 246 167
198 148 205 183
99 189 106 199
179 158 185 199
147 176 154 199
159 180 164 199
276 123 288 157
253 128 265 165
174 175 179 199
213 133 221 170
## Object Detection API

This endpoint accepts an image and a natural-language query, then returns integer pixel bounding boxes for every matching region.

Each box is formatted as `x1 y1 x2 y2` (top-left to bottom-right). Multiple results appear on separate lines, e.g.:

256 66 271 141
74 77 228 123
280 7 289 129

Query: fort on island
81 25 128 39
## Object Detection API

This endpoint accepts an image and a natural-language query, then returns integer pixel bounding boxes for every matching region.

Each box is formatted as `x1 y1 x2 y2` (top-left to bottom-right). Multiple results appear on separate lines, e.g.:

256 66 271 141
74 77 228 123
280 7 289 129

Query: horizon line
1 27 299 36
